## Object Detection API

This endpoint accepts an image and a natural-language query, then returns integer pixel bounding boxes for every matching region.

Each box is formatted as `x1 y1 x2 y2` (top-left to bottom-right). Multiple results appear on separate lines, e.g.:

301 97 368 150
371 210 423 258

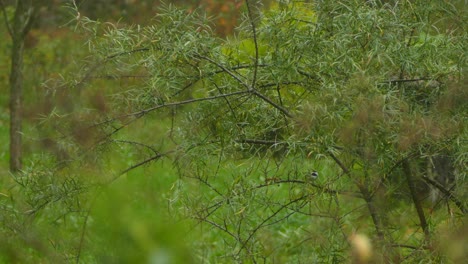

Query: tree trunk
9 30 25 172
402 159 431 243
7 0 35 172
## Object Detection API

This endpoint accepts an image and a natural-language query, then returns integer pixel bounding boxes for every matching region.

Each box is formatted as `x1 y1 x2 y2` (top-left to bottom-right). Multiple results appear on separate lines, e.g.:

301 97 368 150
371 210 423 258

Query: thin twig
236 194 309 256
194 216 239 241
111 139 159 155
117 151 169 177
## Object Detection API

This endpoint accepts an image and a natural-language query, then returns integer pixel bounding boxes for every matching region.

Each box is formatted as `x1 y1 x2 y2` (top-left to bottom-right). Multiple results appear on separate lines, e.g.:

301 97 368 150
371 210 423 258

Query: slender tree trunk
358 184 385 240
5 0 35 172
9 28 25 172
402 159 431 243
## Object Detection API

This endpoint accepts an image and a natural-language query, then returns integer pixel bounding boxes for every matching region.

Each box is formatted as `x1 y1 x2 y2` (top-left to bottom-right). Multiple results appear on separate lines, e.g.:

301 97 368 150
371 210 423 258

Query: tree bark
6 0 35 172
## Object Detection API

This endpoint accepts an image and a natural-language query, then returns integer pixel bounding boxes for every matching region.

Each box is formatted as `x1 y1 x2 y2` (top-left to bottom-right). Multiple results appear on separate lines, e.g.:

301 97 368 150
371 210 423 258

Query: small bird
308 171 319 181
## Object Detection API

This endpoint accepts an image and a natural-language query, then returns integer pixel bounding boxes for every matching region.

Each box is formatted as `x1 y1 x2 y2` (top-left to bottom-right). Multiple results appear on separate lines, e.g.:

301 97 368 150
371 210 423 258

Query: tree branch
237 138 286 146
110 151 173 184
196 54 293 117
421 175 466 214
251 179 362 198
0 0 13 36
237 194 309 256
195 54 251 90
402 160 431 242
328 151 386 240
380 77 433 84
250 89 293 118
94 90 250 132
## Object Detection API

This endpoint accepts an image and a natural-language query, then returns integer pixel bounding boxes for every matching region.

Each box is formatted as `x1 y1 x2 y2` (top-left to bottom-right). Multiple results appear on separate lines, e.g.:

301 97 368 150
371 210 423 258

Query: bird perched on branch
307 171 318 181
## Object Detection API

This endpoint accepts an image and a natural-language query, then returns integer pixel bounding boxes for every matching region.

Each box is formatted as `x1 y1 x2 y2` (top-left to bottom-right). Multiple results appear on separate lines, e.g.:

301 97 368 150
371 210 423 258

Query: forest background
0 0 466 263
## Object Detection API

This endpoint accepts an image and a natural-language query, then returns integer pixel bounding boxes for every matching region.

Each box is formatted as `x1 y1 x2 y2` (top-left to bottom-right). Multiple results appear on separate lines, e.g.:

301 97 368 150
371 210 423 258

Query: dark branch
251 89 293 118
328 151 386 240
195 55 293 118
195 54 251 90
88 75 150 79
115 151 172 180
381 78 433 84
194 217 239 242
237 138 286 146
402 160 431 242
251 179 362 198
111 139 159 155
94 90 250 128
421 175 466 214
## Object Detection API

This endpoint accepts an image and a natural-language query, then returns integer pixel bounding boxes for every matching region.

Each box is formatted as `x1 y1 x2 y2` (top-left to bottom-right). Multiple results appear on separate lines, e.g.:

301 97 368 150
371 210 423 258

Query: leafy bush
2 0 466 262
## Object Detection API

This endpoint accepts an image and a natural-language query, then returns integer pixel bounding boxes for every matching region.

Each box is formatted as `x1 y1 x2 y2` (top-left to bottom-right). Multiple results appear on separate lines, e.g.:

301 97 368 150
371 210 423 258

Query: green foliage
1 0 467 262
57 0 467 262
